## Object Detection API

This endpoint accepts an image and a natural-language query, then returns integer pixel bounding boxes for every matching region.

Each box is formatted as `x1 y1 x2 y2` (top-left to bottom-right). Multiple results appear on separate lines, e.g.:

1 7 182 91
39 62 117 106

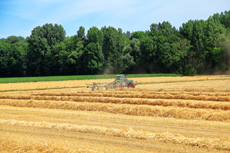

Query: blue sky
0 0 230 39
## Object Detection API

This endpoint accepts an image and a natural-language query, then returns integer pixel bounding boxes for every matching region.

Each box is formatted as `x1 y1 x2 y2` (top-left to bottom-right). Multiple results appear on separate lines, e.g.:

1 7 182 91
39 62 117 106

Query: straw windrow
1 119 230 151
1 99 230 122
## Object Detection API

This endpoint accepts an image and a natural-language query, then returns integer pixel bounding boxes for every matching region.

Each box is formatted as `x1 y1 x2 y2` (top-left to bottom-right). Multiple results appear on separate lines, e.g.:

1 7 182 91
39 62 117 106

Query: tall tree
204 18 225 70
122 38 141 73
171 39 192 74
149 21 181 72
0 42 10 77
188 20 206 72
211 10 230 29
6 36 25 44
50 36 84 75
179 20 195 40
77 26 86 39
82 42 104 74
102 27 125 73
27 23 65 76
8 42 28 76
130 31 146 40
129 38 141 63
139 36 158 72
86 26 103 46
123 31 132 38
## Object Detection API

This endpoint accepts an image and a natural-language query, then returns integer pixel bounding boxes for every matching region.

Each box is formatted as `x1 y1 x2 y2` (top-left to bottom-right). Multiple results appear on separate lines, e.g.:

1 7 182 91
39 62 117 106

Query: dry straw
31 91 230 102
1 91 230 110
1 119 229 151
0 137 97 153
1 99 230 122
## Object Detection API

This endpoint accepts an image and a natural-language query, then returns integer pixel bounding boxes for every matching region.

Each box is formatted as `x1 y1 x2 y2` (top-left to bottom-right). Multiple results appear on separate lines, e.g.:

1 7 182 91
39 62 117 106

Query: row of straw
31 91 230 102
29 95 230 111
1 99 230 122
0 137 97 153
1 119 230 151
1 93 229 110
35 90 230 97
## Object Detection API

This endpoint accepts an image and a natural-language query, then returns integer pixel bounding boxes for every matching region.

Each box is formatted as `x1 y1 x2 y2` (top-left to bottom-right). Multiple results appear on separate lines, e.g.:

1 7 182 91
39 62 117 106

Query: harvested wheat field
0 75 230 153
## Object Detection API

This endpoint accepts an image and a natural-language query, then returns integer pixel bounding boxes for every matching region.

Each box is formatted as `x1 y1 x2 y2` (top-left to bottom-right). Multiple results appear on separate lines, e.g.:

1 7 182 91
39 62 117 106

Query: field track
0 75 230 152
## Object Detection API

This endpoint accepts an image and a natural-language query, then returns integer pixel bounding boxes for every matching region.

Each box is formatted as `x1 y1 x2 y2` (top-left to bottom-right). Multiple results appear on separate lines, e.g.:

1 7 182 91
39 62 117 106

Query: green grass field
0 74 182 84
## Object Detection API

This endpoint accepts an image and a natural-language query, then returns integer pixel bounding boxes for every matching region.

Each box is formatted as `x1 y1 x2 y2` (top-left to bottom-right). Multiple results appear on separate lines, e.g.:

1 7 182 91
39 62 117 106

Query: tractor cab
115 75 126 81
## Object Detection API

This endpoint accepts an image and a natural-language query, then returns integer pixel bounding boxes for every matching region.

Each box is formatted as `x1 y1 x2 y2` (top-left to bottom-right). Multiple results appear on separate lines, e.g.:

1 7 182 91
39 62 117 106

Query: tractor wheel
118 83 122 89
128 83 135 88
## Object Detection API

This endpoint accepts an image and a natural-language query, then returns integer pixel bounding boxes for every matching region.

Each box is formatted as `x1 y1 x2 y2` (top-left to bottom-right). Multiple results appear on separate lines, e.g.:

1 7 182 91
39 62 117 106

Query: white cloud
12 0 230 27
1 0 229 38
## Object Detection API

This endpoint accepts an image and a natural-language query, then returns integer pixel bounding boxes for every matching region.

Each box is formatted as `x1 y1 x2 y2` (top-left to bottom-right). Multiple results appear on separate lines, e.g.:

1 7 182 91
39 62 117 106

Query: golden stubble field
0 75 230 153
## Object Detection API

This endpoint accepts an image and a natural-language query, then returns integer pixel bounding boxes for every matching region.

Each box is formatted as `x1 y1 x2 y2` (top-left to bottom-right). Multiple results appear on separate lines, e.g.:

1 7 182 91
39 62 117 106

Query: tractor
87 74 137 91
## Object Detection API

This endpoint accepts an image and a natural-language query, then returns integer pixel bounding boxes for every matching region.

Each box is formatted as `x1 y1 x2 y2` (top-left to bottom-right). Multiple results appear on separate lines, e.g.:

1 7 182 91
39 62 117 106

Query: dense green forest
0 10 230 77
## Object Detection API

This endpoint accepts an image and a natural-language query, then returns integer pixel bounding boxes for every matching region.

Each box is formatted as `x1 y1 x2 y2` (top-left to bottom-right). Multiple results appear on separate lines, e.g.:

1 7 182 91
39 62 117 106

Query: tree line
0 10 230 77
